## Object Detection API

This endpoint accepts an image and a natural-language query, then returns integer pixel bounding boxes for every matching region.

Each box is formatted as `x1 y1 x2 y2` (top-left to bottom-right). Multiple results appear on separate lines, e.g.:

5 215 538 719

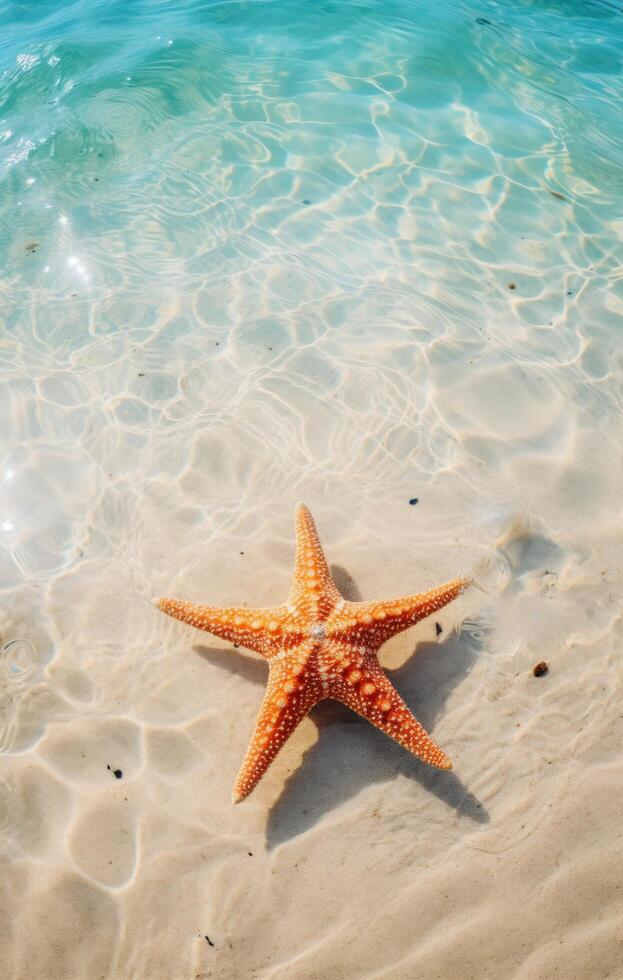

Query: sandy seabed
1 314 623 979
2 19 623 971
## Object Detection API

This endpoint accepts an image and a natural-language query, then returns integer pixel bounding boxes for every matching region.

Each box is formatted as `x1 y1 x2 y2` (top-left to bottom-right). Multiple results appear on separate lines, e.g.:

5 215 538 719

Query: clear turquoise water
2 5 623 977
1 0 623 578
2 0 623 322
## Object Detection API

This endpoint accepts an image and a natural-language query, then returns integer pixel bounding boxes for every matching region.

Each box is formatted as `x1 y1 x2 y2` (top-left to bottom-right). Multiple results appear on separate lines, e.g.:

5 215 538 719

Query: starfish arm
289 503 340 605
233 659 322 802
155 598 292 657
331 656 451 770
334 578 469 647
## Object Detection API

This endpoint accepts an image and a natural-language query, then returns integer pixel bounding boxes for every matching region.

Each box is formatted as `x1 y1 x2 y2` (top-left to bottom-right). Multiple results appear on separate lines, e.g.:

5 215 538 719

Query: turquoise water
3 0 623 336
2 4 623 977
2 0 623 585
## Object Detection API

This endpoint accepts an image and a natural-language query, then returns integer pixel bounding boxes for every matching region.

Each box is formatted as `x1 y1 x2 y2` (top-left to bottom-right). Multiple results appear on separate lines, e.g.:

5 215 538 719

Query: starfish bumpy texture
156 504 469 802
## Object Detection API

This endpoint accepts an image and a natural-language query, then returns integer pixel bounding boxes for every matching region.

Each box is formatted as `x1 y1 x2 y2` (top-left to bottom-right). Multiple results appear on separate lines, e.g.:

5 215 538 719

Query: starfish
156 504 469 802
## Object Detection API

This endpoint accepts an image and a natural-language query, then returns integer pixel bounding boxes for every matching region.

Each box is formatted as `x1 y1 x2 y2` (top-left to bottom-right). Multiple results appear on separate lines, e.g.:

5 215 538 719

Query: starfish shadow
193 644 267 686
265 626 487 848
330 564 363 602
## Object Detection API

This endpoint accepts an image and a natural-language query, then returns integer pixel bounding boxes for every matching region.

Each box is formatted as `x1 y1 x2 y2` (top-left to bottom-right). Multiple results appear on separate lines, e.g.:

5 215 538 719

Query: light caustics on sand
156 503 468 801
2 0 623 975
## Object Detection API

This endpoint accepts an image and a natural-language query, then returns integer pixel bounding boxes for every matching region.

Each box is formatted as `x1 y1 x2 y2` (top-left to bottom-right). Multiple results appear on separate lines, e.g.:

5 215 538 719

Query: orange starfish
156 504 468 802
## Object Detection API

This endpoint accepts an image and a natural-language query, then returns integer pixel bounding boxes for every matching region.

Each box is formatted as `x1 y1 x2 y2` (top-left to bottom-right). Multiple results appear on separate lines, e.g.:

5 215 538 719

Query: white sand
2 131 623 975
2 356 623 979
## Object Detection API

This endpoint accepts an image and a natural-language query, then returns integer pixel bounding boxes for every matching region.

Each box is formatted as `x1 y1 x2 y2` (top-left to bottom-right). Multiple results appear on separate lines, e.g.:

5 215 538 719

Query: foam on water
1 1 623 977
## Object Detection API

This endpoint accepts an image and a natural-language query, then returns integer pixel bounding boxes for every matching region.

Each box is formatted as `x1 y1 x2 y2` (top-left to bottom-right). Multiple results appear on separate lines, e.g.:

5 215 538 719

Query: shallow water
1 1 623 977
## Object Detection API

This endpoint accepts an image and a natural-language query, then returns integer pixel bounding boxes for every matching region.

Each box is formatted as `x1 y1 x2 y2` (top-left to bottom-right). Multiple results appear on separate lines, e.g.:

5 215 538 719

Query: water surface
1 1 623 978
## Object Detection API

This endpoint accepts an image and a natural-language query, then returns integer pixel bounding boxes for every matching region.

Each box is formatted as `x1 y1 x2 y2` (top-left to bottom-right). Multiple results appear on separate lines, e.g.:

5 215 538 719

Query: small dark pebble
533 661 549 677
268 346 273 351
98 152 104 158
567 291 572 296
549 190 566 201
248 851 253 856
71 293 77 298
409 497 419 506
233 643 240 648
205 935 214 948
508 282 516 290
114 769 123 779
302 199 312 205
137 372 145 377
94 177 99 181
475 16 491 24
215 341 220 346
435 622 443 636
